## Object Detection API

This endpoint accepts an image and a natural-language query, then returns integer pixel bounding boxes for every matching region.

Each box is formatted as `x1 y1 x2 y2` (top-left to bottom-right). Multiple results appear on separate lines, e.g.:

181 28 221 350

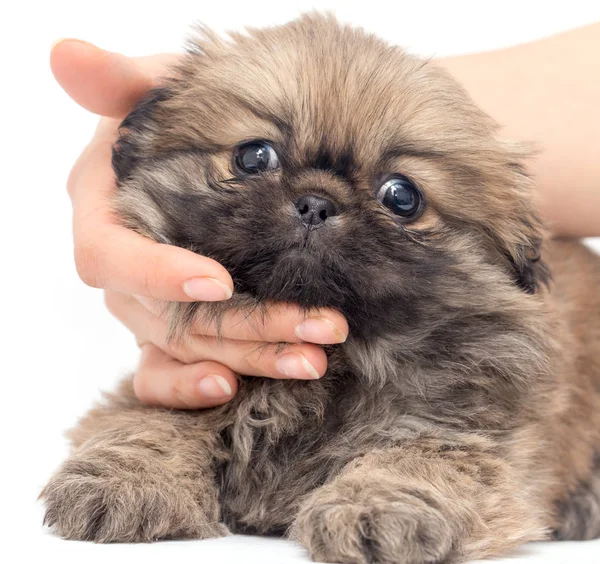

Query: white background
1 1 599 562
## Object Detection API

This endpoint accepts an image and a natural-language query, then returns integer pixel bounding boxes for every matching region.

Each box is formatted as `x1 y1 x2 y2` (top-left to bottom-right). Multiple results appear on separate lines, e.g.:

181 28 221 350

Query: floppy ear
483 148 551 295
112 87 174 181
503 227 549 294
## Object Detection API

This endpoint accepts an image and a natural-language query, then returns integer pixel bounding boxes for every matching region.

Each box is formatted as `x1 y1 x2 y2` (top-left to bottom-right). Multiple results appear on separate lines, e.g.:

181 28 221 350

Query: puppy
42 14 600 564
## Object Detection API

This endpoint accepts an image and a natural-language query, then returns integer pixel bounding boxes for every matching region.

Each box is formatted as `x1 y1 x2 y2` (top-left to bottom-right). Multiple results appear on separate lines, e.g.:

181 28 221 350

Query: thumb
50 39 175 118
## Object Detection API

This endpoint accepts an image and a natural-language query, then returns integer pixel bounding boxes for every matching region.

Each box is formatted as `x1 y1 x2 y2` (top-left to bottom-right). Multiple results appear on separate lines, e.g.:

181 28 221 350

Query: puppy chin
233 250 346 305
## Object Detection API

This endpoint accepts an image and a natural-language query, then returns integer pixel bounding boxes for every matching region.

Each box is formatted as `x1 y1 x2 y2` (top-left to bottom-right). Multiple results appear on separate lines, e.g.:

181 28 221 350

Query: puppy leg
293 436 547 564
41 402 227 543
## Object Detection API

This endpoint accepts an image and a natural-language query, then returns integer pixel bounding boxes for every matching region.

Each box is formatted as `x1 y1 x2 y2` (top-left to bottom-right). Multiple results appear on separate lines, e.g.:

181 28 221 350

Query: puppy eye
234 141 280 174
376 176 424 219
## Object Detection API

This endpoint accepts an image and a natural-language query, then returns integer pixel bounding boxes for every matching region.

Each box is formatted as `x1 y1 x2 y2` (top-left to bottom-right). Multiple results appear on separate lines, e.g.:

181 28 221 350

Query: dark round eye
377 176 423 219
235 141 280 174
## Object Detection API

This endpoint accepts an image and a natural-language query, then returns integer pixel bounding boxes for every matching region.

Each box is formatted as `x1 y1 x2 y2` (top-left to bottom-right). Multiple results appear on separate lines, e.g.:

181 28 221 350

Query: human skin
439 22 600 238
49 22 599 409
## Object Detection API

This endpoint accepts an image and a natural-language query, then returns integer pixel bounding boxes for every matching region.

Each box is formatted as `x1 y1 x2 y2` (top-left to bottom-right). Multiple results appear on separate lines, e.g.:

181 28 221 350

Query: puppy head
113 13 548 340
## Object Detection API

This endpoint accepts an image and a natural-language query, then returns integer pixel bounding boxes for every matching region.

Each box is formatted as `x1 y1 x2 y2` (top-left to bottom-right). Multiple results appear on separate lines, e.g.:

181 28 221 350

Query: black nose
295 195 338 227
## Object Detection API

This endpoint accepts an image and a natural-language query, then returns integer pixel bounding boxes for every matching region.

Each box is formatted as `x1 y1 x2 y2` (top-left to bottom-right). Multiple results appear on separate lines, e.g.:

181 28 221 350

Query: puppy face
113 14 548 339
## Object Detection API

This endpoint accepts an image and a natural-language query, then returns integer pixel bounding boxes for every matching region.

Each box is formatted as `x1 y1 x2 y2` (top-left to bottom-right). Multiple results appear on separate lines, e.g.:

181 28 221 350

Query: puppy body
43 15 600 563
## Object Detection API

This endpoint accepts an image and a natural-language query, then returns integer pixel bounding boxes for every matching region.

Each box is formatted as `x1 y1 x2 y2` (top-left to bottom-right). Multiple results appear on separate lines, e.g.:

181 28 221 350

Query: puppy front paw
293 479 453 564
41 447 227 542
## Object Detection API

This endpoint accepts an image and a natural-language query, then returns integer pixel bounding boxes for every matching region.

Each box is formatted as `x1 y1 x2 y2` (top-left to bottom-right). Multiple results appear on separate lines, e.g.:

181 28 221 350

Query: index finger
50 39 179 118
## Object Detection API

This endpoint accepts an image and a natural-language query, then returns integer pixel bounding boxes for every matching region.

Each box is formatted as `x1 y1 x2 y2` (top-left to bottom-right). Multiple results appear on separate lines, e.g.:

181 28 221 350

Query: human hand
51 39 348 409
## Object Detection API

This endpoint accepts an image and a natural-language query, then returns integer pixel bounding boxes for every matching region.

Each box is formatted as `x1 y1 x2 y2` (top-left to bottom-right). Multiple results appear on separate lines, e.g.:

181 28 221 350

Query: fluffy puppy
42 14 600 564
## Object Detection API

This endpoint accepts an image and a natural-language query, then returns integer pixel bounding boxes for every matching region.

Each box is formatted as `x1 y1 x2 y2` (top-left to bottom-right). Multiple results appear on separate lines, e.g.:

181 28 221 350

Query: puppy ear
484 151 551 295
504 231 549 294
112 87 173 181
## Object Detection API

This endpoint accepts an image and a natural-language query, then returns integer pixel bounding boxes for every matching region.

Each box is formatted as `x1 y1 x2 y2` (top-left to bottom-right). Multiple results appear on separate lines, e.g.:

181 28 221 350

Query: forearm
437 23 600 237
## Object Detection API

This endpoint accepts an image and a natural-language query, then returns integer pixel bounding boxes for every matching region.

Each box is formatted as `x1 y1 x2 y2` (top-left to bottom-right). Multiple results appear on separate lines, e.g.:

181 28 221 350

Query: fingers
134 344 238 409
137 295 348 345
67 119 233 302
105 291 328 380
50 39 178 118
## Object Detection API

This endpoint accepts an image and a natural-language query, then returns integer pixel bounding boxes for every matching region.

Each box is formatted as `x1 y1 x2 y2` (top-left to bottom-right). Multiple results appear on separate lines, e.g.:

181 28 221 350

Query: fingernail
197 375 232 399
295 317 347 344
275 353 321 380
183 277 233 301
